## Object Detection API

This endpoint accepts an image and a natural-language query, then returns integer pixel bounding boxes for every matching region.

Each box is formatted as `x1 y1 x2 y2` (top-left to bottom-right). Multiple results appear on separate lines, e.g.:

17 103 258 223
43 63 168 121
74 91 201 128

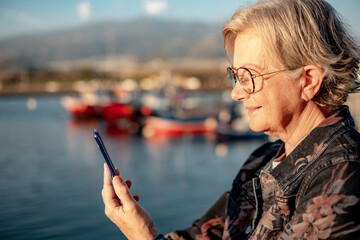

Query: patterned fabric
163 106 360 240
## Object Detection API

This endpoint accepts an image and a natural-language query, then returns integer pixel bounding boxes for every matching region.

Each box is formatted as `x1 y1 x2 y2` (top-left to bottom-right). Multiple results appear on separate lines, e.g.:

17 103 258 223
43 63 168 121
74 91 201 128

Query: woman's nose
231 82 248 101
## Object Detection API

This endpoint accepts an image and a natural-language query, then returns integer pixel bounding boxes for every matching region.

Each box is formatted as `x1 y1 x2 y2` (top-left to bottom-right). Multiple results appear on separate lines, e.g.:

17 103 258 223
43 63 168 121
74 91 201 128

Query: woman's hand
101 163 158 240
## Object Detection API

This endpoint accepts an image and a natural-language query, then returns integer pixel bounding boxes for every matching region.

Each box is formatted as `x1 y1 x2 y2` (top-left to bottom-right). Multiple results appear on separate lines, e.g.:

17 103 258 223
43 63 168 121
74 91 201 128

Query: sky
0 0 359 40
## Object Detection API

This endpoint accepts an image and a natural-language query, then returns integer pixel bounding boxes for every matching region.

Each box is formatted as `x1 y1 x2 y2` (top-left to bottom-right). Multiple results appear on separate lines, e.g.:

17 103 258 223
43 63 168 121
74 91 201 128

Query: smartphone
93 129 118 178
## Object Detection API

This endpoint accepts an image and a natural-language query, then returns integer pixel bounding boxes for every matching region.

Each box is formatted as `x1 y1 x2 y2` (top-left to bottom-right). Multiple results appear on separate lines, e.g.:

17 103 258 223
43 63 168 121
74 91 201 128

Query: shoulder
296 134 360 207
322 127 360 159
298 127 360 197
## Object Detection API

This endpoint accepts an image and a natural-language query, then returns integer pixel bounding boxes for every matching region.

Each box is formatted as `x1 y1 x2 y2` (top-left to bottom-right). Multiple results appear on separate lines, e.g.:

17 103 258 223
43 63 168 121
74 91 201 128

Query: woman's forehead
233 31 266 70
233 30 282 70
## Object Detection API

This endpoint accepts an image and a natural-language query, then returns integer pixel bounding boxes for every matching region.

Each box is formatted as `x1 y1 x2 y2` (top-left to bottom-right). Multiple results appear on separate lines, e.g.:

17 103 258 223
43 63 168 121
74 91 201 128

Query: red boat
102 103 141 134
142 116 215 141
102 103 135 123
61 95 110 118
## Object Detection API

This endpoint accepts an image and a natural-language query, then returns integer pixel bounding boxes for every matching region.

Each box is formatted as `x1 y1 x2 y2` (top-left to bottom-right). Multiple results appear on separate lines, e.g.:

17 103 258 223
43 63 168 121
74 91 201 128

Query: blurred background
0 0 359 239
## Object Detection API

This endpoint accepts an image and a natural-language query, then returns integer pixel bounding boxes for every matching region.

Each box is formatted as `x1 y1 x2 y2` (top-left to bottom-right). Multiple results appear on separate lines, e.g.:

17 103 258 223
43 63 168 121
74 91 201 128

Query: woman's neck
281 102 327 157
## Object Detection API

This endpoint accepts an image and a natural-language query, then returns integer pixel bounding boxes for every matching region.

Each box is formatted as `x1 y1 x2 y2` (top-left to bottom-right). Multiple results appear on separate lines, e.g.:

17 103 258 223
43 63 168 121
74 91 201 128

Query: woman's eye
239 78 248 83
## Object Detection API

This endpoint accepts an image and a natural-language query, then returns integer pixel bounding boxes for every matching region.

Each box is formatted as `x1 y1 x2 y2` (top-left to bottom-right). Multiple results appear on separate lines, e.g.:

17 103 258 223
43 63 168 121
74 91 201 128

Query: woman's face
231 29 304 136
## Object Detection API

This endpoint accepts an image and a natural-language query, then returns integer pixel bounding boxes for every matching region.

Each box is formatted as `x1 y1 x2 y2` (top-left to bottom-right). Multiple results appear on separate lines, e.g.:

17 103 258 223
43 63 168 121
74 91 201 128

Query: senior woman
101 0 360 239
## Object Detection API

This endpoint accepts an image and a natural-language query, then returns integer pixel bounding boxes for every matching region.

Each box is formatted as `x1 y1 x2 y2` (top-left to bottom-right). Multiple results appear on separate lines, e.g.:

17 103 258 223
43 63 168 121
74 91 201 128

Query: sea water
0 95 266 240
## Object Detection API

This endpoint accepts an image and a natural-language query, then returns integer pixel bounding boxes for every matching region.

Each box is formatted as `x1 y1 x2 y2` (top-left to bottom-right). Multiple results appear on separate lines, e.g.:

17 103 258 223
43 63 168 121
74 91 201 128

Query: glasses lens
227 67 236 88
241 70 254 93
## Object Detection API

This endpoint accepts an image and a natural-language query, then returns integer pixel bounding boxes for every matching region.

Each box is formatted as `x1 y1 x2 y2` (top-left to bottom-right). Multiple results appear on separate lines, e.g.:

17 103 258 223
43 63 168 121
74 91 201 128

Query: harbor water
0 95 267 240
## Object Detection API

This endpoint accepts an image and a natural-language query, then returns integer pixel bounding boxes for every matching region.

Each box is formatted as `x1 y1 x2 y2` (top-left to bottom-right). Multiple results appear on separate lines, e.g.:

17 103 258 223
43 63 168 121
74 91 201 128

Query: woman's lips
246 106 261 116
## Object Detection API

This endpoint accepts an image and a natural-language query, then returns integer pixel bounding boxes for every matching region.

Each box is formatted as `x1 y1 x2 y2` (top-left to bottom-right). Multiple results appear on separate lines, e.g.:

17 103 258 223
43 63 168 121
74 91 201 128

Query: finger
125 179 132 188
103 163 113 188
102 185 121 208
125 180 139 201
115 167 120 176
112 176 136 207
102 164 120 208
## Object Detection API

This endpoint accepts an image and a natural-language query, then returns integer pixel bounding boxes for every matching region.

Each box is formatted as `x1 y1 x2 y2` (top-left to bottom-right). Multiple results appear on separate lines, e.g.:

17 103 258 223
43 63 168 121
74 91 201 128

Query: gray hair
223 0 360 114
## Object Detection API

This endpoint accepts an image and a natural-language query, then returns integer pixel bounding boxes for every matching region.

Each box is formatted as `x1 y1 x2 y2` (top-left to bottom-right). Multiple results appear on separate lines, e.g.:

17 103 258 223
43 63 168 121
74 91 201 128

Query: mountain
0 18 227 68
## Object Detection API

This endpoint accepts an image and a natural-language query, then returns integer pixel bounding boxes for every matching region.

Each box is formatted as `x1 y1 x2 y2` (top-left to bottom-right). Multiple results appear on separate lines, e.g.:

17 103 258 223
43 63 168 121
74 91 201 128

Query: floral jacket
163 106 360 240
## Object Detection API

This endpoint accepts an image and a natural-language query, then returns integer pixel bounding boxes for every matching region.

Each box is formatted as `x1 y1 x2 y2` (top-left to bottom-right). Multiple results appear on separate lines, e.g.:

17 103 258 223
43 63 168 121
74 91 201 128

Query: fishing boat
62 82 143 135
143 115 211 137
141 89 219 140
102 102 141 134
61 92 111 119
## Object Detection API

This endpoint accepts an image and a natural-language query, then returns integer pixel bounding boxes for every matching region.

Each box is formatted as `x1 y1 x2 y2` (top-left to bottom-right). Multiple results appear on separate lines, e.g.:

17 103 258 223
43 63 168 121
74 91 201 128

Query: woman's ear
300 65 324 101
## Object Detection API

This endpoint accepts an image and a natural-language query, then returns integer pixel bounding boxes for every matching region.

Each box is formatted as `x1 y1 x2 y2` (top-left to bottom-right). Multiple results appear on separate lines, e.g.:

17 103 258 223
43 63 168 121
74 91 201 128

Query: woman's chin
248 122 265 133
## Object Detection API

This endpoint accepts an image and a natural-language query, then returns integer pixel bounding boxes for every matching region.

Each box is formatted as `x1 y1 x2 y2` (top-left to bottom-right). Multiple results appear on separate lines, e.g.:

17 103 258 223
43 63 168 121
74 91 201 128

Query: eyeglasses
227 67 287 94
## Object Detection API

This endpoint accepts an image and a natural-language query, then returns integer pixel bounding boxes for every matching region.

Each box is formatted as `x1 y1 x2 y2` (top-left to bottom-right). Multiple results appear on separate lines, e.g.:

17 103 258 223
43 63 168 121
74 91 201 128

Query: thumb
112 176 136 207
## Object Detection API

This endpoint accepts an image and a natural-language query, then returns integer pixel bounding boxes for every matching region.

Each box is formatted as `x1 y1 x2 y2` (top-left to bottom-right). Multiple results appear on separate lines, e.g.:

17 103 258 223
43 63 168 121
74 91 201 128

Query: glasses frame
227 66 287 94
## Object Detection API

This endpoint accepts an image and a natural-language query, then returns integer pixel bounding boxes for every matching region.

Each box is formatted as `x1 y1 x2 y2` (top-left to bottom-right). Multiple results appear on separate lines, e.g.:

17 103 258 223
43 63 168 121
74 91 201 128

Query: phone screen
93 129 118 177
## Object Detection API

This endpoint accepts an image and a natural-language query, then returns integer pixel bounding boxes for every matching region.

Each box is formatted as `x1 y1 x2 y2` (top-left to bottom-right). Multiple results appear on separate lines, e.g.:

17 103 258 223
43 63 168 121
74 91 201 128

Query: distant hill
0 18 226 68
